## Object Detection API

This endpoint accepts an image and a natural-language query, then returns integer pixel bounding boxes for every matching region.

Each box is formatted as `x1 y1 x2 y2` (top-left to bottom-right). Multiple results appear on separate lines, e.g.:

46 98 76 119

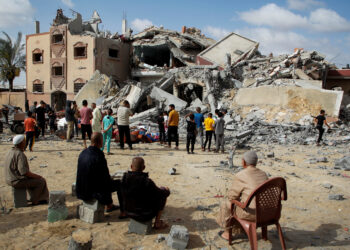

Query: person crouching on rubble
101 108 115 155
314 109 330 146
121 157 170 229
216 151 268 241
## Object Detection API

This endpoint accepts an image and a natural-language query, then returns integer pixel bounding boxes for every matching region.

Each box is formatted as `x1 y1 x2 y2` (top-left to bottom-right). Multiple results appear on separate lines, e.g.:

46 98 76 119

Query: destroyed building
26 9 130 111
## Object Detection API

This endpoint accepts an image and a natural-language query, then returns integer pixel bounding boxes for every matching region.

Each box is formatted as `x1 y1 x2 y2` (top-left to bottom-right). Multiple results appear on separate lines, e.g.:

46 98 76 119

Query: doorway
51 91 66 111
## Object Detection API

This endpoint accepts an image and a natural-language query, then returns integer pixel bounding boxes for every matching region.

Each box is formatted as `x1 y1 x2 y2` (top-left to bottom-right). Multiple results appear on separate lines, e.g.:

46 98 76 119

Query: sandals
218 231 229 241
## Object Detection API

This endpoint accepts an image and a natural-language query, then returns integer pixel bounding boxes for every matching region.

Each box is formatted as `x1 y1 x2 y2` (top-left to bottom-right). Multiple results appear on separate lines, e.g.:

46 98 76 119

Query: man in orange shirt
24 111 37 151
203 113 215 151
167 104 179 149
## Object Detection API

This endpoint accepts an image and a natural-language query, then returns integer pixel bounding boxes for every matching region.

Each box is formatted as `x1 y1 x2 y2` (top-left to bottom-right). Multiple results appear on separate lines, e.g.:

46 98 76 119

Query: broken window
33 52 43 63
52 66 63 76
33 83 43 93
74 47 86 58
74 78 86 94
177 83 203 103
74 83 85 94
109 48 119 58
134 45 171 67
52 34 63 44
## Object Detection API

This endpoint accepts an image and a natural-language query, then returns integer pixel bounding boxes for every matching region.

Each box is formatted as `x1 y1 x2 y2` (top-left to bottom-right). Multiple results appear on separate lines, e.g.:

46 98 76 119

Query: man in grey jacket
214 112 225 153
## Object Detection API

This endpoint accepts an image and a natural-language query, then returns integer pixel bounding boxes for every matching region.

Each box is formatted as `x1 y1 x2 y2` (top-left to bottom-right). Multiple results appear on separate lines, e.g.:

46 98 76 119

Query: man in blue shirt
193 107 204 150
101 108 115 155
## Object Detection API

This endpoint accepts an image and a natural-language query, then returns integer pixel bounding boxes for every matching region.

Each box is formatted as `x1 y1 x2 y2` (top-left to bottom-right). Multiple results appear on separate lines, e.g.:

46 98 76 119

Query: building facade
26 9 130 110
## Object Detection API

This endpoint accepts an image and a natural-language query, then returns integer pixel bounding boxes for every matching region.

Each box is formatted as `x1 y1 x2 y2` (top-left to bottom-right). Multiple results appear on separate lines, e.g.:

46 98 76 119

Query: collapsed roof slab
234 85 343 119
197 32 259 69
150 86 187 111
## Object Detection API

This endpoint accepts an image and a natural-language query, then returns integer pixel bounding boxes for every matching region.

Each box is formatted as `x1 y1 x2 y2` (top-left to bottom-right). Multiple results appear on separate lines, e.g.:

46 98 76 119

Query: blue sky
1 0 350 85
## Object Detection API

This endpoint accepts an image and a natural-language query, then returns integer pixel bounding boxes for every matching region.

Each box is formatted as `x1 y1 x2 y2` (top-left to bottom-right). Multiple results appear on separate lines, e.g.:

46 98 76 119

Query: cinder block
167 225 189 250
79 200 104 224
48 190 68 222
49 190 66 209
12 187 27 208
128 219 153 235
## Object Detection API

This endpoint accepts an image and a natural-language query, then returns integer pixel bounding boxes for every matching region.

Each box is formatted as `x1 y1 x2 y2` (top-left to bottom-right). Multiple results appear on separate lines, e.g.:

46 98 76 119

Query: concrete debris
166 225 189 250
335 156 350 171
328 194 345 201
68 25 350 148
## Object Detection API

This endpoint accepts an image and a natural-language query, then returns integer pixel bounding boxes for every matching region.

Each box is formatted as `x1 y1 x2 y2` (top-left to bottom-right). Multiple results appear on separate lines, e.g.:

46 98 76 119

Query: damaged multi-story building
26 9 130 110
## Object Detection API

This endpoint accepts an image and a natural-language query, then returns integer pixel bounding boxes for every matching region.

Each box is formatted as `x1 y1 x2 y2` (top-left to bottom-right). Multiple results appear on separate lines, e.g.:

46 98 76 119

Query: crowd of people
2 98 331 239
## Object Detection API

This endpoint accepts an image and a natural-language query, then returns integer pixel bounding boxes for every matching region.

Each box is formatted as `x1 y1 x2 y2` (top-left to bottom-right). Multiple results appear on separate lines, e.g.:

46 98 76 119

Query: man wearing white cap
4 135 49 205
217 150 268 241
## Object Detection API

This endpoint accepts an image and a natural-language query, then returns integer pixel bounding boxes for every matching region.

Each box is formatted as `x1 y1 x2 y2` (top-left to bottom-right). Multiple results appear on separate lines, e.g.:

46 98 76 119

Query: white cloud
203 26 230 40
61 0 74 8
131 18 153 32
309 8 350 32
238 3 350 33
287 0 324 11
0 0 35 28
236 28 311 55
239 4 308 30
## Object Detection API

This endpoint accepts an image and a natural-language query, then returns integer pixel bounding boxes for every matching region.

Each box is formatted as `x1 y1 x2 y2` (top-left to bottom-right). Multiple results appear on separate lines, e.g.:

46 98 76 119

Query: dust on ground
0 134 350 249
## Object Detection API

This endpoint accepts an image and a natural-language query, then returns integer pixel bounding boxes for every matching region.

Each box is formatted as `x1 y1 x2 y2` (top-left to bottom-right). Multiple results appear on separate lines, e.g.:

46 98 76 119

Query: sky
1 0 350 86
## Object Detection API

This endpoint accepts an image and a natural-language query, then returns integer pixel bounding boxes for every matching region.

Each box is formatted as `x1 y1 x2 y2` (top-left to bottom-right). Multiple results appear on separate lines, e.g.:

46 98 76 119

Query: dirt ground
0 130 350 249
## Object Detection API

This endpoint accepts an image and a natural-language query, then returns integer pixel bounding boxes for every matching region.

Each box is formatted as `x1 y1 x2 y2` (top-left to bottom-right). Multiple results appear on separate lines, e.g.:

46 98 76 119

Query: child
214 112 225 153
24 111 36 151
101 108 115 155
203 113 215 151
185 113 197 154
157 112 165 144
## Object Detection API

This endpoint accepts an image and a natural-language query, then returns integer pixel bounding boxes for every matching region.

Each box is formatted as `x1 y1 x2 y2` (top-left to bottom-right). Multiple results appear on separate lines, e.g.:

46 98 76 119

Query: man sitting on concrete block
4 135 49 206
121 157 170 229
76 132 124 214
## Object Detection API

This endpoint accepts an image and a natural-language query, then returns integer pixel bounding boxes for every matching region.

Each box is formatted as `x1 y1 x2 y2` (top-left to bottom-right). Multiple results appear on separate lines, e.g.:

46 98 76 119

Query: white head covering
243 150 258 166
13 135 25 145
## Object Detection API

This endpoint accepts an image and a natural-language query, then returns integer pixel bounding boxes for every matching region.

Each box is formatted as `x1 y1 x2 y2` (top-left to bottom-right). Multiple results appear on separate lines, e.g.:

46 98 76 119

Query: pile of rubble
74 26 349 146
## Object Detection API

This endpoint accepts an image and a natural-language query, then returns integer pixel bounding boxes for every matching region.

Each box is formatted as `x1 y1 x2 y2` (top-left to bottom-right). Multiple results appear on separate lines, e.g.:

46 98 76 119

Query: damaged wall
234 85 343 119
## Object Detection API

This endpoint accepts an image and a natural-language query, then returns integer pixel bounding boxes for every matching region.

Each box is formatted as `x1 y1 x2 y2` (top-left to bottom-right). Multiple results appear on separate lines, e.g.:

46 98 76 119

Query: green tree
0 32 26 91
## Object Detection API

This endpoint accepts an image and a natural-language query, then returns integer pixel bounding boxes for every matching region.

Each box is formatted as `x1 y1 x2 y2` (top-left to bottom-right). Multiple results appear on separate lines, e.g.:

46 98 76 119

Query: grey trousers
216 133 225 151
13 178 49 204
197 127 204 147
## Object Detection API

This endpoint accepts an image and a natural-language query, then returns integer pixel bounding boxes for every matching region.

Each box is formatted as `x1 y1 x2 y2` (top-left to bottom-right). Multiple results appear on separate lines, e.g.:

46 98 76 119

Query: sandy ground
1 129 350 249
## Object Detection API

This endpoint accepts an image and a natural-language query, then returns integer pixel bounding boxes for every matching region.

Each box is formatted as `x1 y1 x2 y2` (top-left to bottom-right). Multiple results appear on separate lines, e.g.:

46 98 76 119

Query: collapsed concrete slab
74 70 110 107
197 32 259 69
125 85 142 110
150 87 187 110
234 85 343 121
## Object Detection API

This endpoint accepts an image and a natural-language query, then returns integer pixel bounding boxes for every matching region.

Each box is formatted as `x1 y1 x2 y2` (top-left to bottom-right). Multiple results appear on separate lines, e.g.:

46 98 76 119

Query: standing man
117 100 133 150
157 112 165 145
91 103 102 133
80 100 93 149
194 107 204 150
167 104 179 149
214 112 225 153
314 109 330 146
4 135 49 205
101 108 115 155
72 101 80 138
24 111 36 152
30 101 37 114
35 101 46 138
65 101 75 142
203 113 215 152
76 132 123 213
